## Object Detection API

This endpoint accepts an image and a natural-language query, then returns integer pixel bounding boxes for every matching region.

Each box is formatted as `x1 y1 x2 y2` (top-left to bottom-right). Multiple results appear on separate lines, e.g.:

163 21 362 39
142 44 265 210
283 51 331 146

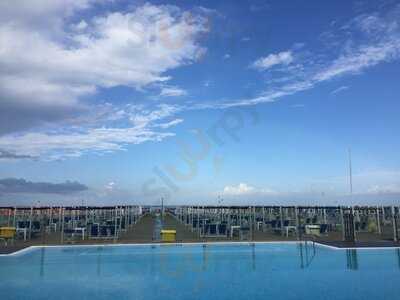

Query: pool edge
2 240 400 256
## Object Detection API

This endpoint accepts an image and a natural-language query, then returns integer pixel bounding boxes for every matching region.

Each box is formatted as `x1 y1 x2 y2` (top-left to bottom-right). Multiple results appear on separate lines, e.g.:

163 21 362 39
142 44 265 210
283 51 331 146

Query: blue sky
0 0 400 205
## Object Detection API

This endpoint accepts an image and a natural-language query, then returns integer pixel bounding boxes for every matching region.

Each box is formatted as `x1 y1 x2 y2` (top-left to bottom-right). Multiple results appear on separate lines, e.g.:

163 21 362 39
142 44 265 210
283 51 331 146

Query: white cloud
105 181 115 191
129 104 181 128
0 104 183 160
159 86 188 97
251 51 293 71
201 7 400 109
222 183 276 196
72 20 88 31
0 3 208 134
0 0 95 28
291 104 305 108
331 86 349 95
2 3 400 163
0 2 211 159
354 14 392 36
309 169 400 196
249 3 269 12
157 118 184 129
366 184 400 194
223 183 254 195
223 53 231 59
0 128 173 160
203 80 212 87
1 3 208 90
313 42 399 82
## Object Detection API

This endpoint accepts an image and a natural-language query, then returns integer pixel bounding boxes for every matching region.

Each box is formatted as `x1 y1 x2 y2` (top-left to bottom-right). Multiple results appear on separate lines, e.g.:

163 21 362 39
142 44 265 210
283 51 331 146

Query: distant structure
348 148 353 195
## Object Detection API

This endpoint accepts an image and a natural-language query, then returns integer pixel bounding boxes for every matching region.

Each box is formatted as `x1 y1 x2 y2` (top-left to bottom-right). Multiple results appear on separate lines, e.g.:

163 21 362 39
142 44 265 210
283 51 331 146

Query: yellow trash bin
0 227 16 239
0 227 16 245
161 230 176 242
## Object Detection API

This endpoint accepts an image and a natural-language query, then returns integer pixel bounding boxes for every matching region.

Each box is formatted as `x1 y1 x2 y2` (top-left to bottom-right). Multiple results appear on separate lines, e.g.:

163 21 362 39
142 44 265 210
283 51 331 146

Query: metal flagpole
348 148 353 195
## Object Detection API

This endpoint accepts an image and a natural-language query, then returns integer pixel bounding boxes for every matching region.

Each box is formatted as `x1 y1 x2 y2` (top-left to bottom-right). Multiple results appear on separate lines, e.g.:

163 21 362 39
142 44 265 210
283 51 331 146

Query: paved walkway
161 213 199 242
120 213 155 243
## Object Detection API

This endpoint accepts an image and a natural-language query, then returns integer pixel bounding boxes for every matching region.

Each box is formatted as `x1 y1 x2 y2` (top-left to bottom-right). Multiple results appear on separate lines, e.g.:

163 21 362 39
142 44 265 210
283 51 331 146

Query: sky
1 0 400 206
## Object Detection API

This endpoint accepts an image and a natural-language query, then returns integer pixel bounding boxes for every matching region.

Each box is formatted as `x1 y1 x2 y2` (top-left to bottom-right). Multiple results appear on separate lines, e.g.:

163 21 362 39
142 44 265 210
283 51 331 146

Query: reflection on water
97 247 102 276
5 244 400 300
32 242 339 283
251 243 256 271
298 242 316 269
40 247 45 278
36 242 400 282
346 249 358 270
202 245 207 271
31 242 400 296
153 216 162 242
298 242 304 268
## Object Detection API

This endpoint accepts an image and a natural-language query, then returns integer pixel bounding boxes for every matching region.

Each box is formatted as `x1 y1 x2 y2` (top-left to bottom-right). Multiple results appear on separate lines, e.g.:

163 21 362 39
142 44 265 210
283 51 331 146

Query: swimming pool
0 242 399 300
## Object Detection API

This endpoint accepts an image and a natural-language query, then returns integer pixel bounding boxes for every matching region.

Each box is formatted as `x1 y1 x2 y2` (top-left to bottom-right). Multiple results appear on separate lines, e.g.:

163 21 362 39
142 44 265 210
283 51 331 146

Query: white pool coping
1 240 399 257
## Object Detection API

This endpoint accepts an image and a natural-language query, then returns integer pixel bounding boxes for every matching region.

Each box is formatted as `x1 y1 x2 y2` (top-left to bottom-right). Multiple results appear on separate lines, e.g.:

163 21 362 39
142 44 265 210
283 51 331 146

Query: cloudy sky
1 0 400 206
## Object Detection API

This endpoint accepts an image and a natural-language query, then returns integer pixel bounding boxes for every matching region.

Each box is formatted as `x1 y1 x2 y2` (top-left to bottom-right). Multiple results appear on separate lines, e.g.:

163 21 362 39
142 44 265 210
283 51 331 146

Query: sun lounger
319 224 329 234
90 224 99 238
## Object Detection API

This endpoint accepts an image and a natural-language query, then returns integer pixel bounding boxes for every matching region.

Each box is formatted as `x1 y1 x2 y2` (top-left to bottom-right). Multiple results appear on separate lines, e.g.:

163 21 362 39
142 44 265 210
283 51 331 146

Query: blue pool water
0 242 399 300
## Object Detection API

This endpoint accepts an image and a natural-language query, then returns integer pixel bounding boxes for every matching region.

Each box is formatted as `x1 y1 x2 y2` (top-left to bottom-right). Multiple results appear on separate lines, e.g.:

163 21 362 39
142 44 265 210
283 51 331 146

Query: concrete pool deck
1 213 399 254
